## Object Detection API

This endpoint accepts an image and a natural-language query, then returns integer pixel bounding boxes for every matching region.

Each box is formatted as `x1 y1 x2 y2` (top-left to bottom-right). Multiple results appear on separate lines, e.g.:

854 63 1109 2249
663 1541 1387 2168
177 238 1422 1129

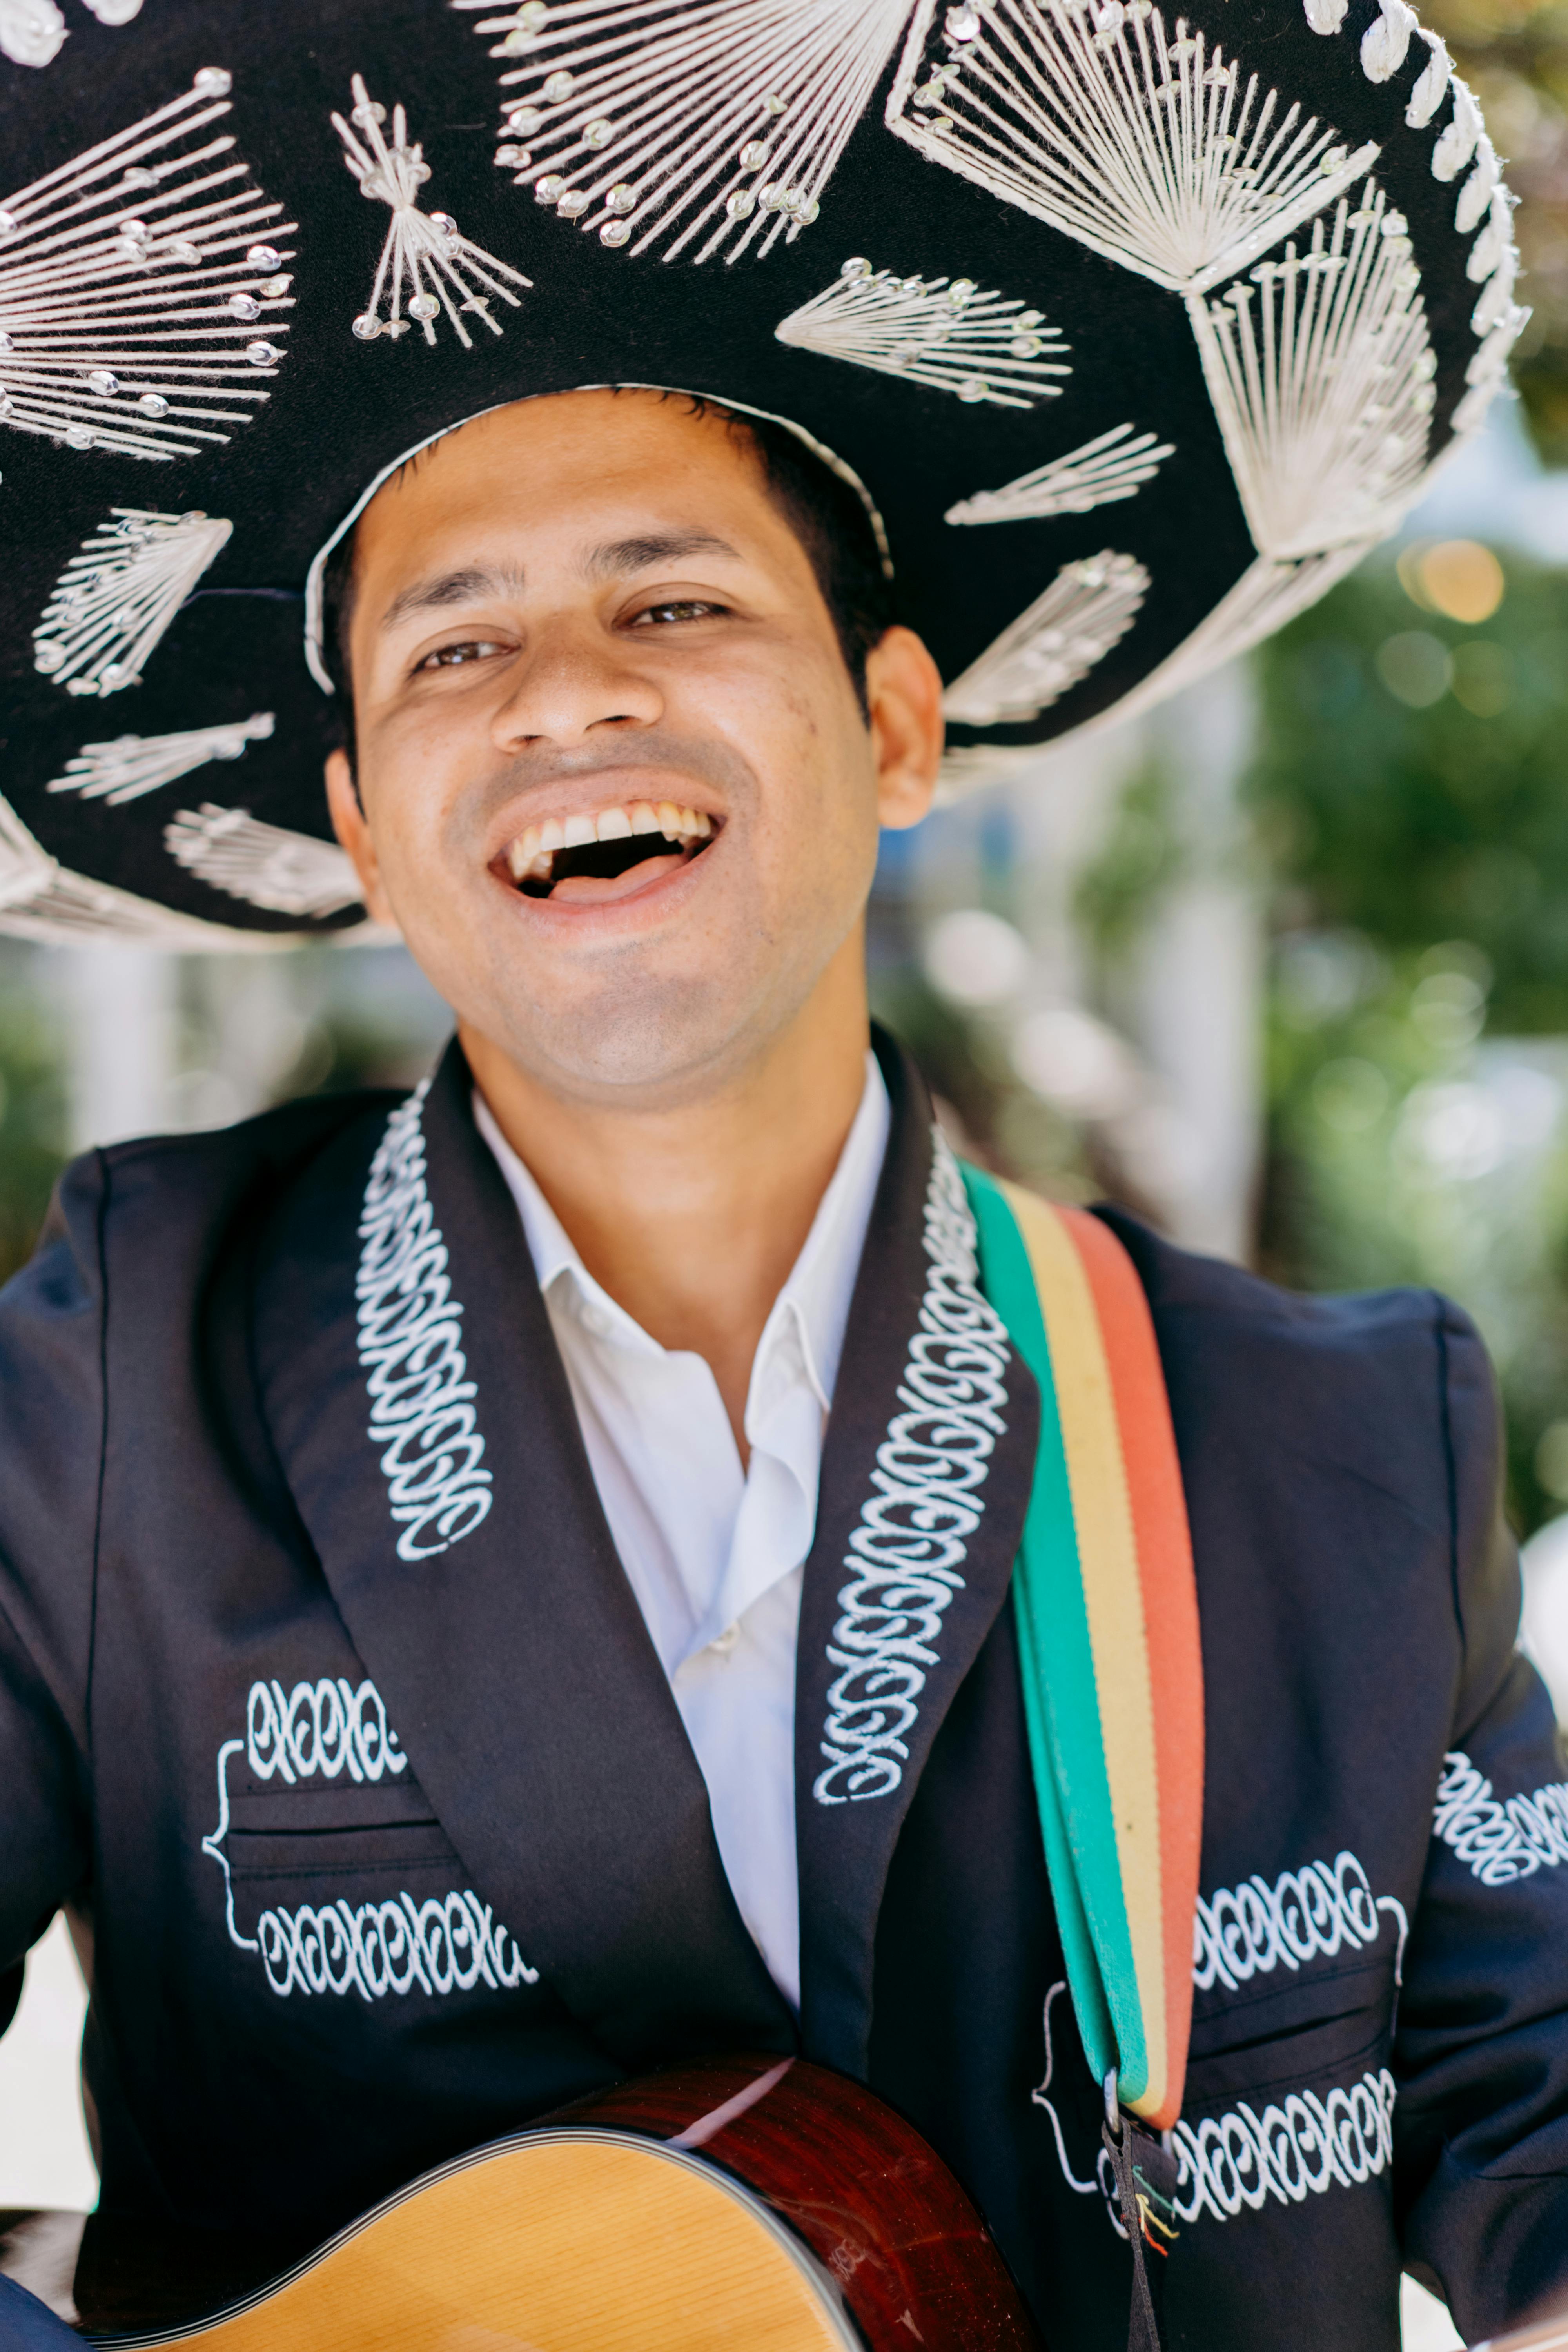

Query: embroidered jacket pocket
204 1773 538 2001
1174 2001 1397 2227
221 1782 458 1887
1189 1947 1401 2098
1184 1981 1389 2110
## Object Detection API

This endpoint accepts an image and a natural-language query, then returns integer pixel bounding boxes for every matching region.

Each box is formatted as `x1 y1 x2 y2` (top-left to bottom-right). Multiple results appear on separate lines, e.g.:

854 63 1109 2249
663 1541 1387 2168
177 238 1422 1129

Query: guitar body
73 2057 1042 2350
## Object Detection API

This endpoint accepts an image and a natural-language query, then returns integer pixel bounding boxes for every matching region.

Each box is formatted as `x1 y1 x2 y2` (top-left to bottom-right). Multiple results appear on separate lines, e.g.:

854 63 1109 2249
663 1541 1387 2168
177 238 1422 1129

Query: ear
325 749 396 929
865 625 943 832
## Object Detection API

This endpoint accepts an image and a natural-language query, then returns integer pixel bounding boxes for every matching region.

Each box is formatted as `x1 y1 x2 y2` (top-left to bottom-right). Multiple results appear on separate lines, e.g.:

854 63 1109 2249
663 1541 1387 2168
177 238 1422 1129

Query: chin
494 981 762 1106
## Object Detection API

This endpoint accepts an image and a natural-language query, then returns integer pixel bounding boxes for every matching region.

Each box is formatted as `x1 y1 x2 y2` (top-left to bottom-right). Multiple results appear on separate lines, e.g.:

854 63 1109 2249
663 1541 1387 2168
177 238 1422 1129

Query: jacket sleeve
1395 1300 1568 2339
0 1153 105 2030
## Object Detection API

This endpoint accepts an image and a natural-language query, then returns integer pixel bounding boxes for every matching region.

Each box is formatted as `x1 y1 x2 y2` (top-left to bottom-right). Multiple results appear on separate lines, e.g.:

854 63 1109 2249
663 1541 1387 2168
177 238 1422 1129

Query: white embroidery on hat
886 0 1521 528
1455 132 1499 236
887 0 1377 298
1459 289 1527 435
201 1719 538 2000
1432 74 1480 174
0 69 293 459
776 257 1069 407
44 713 272 806
1425 72 1530 417
163 803 364 919
332 74 531 348
32 510 232 697
1193 1850 1408 1996
1100 542 1372 734
934 744 1040 799
455 0 911 260
814 1131 1009 1805
946 424 1174 524
245 1677 409 1786
1294 0 1527 434
1188 182 1435 562
0 0 144 64
942 552 1148 727
358 1084 495 1563
1173 2068 1397 2223
0 0 64 65
1403 29 1450 126
0 780 258 945
1359 0 1417 83
1432 1749 1568 1884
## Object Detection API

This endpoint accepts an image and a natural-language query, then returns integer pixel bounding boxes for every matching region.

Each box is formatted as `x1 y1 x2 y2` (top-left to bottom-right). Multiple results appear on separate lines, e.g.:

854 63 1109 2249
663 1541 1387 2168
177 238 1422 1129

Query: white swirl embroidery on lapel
357 1079 494 1561
813 1130 1009 1805
1173 2069 1397 2223
1193 1851 1408 1993
245 1677 408 1785
1432 1748 1568 1883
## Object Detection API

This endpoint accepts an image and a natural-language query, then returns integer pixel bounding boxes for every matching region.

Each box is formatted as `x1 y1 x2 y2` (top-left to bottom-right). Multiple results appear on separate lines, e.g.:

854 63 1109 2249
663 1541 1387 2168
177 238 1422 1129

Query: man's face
327 390 940 1107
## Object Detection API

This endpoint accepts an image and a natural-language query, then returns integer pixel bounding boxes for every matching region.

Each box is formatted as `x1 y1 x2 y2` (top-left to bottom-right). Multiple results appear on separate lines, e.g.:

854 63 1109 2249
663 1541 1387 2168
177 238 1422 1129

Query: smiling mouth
504 799 715 902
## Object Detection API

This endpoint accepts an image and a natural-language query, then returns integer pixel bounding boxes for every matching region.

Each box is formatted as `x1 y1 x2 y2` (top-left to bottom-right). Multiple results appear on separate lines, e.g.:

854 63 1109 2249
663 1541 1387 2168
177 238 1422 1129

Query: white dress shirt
474 1056 890 2011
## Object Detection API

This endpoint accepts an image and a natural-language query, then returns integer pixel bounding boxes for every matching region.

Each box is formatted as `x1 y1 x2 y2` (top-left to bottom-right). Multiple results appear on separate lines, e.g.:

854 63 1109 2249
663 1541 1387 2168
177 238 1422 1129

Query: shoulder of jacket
1091 1200 1453 1337
103 1084 401 1176
1081 1201 1482 1412
77 1085 406 1251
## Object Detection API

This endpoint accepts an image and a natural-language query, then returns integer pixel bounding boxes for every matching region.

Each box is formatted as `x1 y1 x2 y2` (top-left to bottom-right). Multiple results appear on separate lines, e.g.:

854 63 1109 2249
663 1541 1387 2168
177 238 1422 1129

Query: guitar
5 2057 1566 2348
2 2054 1044 2349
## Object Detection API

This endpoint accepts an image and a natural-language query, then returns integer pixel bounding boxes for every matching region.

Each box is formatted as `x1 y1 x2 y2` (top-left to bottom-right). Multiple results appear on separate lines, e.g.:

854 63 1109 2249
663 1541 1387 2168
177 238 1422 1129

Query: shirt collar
473 1053 891 1418
747 1054 888 1417
473 1093 654 1354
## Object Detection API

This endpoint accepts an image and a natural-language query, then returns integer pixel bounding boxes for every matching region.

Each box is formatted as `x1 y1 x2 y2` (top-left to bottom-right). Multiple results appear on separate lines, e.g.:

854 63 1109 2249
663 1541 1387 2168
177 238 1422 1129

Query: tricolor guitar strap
964 1170 1206 2352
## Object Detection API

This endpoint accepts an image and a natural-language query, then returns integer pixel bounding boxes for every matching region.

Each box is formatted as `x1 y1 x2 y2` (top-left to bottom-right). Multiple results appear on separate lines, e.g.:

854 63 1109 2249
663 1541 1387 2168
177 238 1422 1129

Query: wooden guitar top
69 2056 1044 2351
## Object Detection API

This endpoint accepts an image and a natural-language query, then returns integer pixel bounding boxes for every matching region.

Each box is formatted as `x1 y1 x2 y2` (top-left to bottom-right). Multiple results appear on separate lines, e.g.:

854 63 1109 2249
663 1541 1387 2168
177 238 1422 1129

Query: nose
489 615 664 752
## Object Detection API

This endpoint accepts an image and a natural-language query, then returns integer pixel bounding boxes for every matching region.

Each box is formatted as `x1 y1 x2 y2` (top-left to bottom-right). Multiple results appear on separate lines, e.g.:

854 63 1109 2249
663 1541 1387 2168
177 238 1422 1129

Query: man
1 4 1563 2348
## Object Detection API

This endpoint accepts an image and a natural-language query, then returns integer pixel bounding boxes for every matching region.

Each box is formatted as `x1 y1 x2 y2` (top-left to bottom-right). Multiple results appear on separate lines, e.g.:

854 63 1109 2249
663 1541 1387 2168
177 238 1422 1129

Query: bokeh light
1397 539 1508 624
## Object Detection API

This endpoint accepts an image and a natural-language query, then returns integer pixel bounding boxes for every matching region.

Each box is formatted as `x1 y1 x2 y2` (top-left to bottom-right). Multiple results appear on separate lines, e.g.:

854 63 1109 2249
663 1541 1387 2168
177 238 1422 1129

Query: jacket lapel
795 1036 1040 2075
252 1038 794 2071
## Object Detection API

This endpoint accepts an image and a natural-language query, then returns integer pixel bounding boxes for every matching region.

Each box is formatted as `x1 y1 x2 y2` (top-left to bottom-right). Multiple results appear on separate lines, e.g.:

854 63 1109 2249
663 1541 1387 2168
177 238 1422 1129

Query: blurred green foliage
1074 760 1185 980
1252 548 1568 1531
1251 552 1568 1031
1421 0 1568 459
0 946 69 1288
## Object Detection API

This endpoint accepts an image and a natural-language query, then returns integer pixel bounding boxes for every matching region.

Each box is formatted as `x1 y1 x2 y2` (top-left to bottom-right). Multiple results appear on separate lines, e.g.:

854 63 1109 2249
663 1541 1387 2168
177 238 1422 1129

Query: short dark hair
318 391 895 768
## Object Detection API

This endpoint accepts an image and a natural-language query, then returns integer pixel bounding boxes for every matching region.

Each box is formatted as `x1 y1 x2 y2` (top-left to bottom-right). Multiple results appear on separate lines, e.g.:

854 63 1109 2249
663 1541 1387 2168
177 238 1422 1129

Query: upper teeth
507 799 712 882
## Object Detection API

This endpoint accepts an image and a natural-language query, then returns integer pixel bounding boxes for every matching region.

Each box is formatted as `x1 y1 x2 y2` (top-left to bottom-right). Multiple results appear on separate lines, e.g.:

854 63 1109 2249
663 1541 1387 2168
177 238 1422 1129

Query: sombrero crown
0 0 1523 942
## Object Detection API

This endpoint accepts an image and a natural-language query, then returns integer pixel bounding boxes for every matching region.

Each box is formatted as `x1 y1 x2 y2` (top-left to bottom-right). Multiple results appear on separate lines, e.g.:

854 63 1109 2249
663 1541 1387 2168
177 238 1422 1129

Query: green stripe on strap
964 1165 1122 2094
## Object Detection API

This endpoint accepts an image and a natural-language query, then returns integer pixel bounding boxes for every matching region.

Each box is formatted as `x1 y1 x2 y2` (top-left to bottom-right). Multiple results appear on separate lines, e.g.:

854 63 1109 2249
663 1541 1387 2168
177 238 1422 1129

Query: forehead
351 390 778 584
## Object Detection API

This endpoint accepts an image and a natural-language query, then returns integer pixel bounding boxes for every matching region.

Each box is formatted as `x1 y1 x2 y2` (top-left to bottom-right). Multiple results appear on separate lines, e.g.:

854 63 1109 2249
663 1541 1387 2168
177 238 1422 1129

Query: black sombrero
0 0 1523 943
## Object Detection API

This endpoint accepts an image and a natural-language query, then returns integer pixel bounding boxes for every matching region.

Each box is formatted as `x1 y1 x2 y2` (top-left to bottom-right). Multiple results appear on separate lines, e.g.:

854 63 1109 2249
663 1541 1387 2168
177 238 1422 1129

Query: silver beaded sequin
332 73 532 349
0 69 294 461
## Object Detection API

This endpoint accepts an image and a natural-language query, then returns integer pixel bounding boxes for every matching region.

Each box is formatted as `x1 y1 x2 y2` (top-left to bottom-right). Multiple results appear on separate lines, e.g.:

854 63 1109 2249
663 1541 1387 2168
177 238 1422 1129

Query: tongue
546 846 688 904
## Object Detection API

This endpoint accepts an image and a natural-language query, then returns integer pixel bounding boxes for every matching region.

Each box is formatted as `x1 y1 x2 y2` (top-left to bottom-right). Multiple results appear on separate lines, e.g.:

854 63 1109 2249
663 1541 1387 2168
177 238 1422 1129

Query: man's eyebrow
582 531 742 581
378 565 527 632
376 535 742 630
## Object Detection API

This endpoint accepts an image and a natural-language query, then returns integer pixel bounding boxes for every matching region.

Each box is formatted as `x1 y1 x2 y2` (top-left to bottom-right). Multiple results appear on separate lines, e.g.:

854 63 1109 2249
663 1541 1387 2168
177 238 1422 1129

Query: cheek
361 708 483 873
732 657 878 850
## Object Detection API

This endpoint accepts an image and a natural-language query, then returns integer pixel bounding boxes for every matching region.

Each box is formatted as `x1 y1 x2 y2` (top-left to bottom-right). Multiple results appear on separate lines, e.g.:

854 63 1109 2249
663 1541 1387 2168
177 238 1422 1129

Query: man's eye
416 640 508 670
630 599 724 626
